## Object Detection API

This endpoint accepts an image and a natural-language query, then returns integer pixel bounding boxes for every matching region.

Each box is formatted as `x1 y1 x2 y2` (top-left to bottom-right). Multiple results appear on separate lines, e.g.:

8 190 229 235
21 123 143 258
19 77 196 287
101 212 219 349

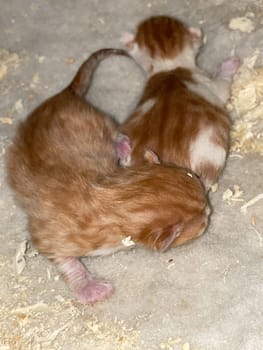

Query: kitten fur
6 48 209 304
121 16 240 189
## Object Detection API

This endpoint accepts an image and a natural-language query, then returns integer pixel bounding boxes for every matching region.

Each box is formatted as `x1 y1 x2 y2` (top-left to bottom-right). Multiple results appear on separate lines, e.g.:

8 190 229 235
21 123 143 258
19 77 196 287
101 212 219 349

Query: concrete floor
0 1 263 349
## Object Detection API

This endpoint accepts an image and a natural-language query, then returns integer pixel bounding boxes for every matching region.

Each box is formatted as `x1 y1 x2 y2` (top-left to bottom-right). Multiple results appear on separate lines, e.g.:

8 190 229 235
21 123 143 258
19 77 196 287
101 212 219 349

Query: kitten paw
115 133 132 166
57 258 113 304
120 32 135 48
75 280 113 304
218 56 240 80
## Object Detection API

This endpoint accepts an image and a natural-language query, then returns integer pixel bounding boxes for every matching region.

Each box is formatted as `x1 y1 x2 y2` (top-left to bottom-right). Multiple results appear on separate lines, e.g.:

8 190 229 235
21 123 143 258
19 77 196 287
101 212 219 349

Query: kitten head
121 16 202 74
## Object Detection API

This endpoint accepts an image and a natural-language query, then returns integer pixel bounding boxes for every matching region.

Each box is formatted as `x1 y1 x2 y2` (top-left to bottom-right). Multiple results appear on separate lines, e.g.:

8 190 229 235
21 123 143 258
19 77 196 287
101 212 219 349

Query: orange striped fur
121 16 239 189
135 16 191 59
6 49 209 303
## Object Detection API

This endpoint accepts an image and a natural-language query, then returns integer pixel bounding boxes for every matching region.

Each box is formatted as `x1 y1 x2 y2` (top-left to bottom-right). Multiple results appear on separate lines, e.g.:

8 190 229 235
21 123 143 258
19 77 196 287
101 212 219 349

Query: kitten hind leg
56 257 113 304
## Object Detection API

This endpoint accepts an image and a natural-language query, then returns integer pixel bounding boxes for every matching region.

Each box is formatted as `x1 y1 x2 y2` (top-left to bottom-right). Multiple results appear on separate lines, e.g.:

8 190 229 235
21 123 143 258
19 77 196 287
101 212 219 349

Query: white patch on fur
190 127 226 172
128 42 197 76
129 38 230 104
87 245 131 257
151 45 197 75
137 98 155 114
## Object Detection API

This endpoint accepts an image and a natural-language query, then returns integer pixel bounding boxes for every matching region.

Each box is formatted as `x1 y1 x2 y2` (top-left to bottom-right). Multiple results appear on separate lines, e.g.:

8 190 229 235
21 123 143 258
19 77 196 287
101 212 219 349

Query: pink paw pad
57 257 113 304
115 134 132 166
75 280 113 304
219 57 240 80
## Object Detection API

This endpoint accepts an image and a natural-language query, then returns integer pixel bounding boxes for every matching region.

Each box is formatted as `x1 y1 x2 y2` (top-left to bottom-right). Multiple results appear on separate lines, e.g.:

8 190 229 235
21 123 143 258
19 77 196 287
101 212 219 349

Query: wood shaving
251 215 256 226
240 193 263 214
160 337 183 349
14 240 38 274
183 343 190 350
98 18 105 25
251 227 263 247
13 99 24 114
83 316 139 349
46 268 51 280
36 322 70 344
222 185 244 203
12 302 49 315
229 154 243 159
0 117 13 125
210 183 218 193
55 295 65 302
229 16 255 33
122 236 135 247
27 247 39 258
0 49 20 80
167 262 175 270
169 337 182 344
246 11 255 18
30 73 40 89
228 50 263 155
0 254 141 350
37 55 46 63
0 64 7 80
65 57 75 64
15 239 29 274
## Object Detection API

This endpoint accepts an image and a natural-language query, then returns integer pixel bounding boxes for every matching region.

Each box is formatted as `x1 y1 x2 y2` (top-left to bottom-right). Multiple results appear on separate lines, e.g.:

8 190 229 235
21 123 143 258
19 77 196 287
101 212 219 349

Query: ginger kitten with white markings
121 16 240 189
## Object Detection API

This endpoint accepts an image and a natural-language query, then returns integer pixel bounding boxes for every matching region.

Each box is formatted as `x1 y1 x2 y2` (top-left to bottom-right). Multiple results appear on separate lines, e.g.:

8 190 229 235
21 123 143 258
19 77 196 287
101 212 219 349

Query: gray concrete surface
0 1 262 349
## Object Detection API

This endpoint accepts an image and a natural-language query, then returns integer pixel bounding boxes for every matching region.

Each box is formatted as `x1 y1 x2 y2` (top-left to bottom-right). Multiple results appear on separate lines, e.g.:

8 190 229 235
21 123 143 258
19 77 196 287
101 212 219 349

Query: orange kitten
6 48 209 304
121 16 240 189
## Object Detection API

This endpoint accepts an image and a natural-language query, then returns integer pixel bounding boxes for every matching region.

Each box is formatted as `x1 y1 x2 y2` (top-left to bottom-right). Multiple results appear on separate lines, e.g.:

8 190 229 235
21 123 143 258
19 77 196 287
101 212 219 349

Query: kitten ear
120 32 135 50
153 223 183 252
144 149 161 164
189 27 202 42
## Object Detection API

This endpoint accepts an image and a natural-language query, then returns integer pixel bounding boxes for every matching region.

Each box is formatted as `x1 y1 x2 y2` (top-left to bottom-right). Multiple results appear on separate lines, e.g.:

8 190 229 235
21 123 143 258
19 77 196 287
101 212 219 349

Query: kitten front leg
217 56 240 81
56 257 113 304
213 57 240 104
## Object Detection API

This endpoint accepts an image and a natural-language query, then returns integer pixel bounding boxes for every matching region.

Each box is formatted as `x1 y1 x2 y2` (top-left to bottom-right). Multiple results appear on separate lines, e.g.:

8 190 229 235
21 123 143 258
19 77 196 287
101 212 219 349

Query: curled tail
68 48 129 97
